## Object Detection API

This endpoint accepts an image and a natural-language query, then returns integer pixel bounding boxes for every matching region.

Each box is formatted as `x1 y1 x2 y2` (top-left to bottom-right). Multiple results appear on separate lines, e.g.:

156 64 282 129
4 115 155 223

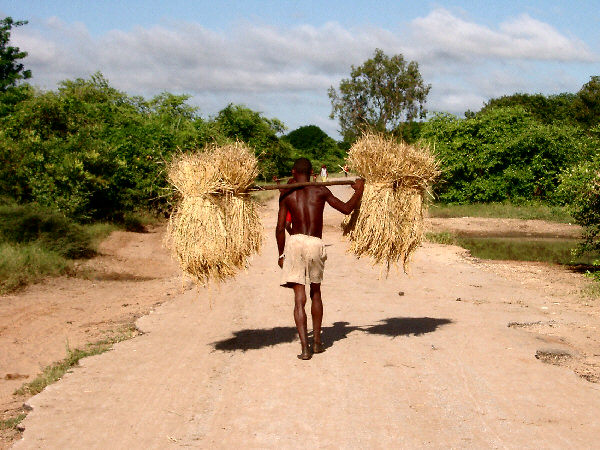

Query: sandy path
12 187 600 448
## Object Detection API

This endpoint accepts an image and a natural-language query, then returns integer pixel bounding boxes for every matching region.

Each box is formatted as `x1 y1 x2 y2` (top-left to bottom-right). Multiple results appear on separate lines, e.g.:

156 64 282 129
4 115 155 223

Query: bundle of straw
342 132 440 273
165 142 262 285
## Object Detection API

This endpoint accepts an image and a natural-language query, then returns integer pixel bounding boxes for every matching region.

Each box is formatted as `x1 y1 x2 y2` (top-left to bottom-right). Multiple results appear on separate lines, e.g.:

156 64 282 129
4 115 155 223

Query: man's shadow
211 317 452 352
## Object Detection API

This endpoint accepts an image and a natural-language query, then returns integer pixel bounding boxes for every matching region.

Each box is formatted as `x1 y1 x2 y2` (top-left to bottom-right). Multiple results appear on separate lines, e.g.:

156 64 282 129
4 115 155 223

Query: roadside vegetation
428 202 573 223
15 323 140 397
0 202 119 293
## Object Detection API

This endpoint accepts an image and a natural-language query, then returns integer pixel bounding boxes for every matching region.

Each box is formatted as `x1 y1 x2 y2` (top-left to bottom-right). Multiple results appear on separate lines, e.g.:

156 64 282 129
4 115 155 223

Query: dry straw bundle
342 132 440 273
165 142 262 285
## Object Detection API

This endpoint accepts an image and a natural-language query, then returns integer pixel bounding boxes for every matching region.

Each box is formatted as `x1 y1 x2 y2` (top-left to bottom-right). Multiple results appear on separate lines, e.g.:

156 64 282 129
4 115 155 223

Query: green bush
422 107 593 203
557 152 600 254
0 75 299 221
0 203 93 258
214 104 294 179
0 242 69 292
122 211 147 233
283 125 346 171
0 203 118 292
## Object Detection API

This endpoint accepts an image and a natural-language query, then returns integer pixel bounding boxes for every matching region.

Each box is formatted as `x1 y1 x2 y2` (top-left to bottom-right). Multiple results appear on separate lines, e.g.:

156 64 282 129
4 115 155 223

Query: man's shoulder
311 185 332 200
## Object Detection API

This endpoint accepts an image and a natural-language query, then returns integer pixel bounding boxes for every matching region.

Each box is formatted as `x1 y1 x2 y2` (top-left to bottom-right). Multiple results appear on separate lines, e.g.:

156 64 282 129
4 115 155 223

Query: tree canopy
0 17 31 92
328 48 430 142
573 76 600 128
283 125 345 169
475 92 577 125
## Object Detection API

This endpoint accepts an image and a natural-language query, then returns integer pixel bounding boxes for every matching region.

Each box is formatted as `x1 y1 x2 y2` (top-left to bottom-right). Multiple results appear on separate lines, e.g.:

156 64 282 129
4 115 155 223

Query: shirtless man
276 158 365 360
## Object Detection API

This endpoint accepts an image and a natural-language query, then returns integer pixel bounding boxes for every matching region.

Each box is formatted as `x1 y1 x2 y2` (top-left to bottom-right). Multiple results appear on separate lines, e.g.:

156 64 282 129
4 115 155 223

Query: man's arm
325 178 365 214
275 198 288 267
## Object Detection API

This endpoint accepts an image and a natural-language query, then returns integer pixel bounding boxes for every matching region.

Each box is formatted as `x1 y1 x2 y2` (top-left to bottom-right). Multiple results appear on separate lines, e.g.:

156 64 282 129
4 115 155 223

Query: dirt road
9 186 600 448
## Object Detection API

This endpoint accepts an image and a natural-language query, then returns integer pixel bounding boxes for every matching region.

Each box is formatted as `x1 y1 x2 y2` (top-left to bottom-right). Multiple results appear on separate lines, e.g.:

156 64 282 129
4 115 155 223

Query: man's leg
292 283 311 360
310 283 325 353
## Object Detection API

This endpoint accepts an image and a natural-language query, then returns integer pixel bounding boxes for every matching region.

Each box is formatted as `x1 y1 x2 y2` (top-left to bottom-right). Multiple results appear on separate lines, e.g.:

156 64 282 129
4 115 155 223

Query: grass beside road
0 414 26 432
0 203 119 294
2 324 141 444
15 323 140 397
426 232 598 266
428 202 573 223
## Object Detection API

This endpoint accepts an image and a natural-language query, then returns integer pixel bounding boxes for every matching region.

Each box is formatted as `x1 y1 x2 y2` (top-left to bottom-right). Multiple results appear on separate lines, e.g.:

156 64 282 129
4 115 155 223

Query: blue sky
2 0 599 138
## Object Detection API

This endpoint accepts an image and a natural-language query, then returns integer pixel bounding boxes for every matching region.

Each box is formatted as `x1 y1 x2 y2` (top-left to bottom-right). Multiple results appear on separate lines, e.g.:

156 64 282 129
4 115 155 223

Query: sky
2 0 599 138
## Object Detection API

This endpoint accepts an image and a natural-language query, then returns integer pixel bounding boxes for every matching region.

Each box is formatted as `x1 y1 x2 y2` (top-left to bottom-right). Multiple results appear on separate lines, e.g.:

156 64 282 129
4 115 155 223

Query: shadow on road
211 317 452 352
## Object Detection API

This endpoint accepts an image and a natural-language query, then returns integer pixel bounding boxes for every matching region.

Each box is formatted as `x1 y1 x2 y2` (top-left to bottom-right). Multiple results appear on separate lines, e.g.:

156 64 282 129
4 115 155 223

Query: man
320 164 328 182
276 158 365 360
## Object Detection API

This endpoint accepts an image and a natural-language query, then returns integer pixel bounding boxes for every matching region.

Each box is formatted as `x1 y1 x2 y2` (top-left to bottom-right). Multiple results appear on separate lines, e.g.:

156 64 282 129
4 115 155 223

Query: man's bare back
275 158 364 360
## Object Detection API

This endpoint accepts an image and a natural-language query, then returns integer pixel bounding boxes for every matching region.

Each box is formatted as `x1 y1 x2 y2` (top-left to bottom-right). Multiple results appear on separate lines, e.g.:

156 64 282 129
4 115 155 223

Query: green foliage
428 202 573 222
0 17 31 92
0 241 69 293
283 125 346 170
0 414 26 431
0 203 116 292
0 74 301 222
0 83 32 117
214 104 293 179
456 236 593 265
427 231 596 265
573 76 600 128
122 212 147 233
0 73 196 220
426 231 457 245
394 121 424 144
422 107 592 203
329 48 430 142
0 203 93 258
557 151 600 254
474 77 600 131
15 329 137 396
477 92 577 125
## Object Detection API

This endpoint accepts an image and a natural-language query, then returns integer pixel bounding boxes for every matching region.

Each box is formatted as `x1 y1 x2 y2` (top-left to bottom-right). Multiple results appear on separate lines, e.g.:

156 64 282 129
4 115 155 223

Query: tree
477 92 577 125
573 76 600 128
284 125 337 156
0 17 31 92
328 48 430 142
283 125 345 168
421 107 588 203
215 104 293 178
557 146 600 256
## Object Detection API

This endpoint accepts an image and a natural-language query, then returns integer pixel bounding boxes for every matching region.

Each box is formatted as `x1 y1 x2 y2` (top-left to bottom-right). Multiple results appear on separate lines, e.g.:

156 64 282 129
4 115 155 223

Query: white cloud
9 9 598 135
410 9 595 62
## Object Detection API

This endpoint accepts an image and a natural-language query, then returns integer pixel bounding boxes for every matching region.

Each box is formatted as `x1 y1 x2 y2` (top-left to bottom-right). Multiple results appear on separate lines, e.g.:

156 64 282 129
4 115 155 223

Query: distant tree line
0 74 348 222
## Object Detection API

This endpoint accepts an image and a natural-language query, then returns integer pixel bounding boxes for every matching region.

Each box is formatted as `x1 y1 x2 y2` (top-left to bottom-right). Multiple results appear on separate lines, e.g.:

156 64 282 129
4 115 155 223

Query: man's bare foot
297 347 312 360
312 341 325 354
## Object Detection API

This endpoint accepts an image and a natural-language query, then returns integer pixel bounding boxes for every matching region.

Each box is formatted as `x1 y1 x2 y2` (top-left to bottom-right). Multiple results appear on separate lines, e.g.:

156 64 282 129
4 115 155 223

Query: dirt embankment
2 191 600 448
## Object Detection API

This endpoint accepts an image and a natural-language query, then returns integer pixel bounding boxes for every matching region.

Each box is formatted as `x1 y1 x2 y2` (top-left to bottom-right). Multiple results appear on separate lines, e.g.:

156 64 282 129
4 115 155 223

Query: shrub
422 107 592 203
0 203 93 258
0 242 68 293
557 153 600 254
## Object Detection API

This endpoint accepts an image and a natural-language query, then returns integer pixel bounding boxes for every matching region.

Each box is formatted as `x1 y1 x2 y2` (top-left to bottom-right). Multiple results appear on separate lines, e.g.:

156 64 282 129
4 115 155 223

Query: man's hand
351 178 365 192
278 256 284 268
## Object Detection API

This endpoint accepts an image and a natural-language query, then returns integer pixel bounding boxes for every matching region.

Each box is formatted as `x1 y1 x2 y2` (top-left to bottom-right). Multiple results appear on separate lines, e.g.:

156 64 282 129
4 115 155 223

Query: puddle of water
455 236 599 265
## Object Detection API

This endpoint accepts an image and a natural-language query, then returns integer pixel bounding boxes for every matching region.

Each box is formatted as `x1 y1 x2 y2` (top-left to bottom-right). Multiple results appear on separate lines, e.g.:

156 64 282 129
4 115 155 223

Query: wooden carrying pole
250 179 356 191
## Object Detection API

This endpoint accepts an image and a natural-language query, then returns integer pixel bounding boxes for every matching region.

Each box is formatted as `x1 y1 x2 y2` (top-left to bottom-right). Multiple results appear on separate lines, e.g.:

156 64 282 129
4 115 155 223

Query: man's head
292 158 312 179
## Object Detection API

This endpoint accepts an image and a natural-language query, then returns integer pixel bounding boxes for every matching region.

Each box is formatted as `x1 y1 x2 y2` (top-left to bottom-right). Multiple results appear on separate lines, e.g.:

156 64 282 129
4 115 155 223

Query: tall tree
328 48 430 142
573 76 600 128
0 17 31 92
